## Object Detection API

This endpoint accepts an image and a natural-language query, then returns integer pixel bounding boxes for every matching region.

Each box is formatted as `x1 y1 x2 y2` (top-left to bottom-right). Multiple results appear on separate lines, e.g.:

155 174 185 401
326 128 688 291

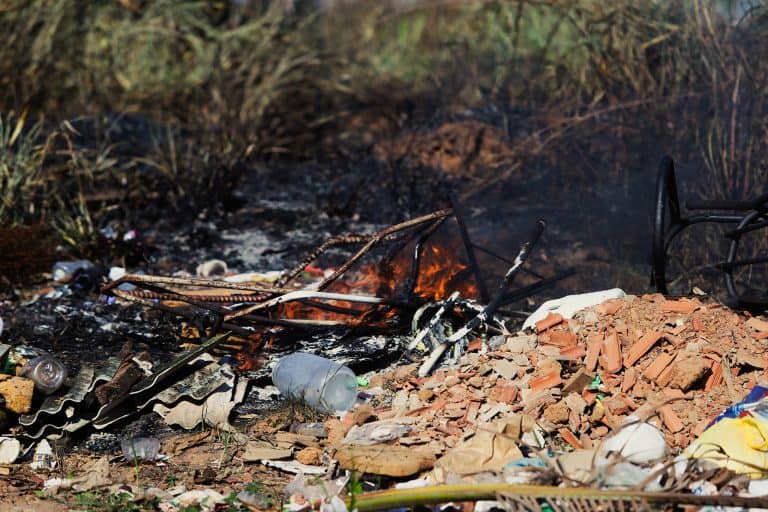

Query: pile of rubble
247 292 768 506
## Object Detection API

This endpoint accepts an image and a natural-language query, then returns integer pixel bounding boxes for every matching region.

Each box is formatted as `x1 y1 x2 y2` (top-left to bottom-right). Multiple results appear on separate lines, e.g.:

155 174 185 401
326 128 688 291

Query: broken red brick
662 299 699 314
545 330 578 347
704 363 723 391
585 334 603 372
543 400 570 424
582 390 598 406
643 351 676 381
492 383 519 404
559 428 583 449
595 299 623 315
624 331 664 368
656 358 677 387
746 316 768 333
621 367 637 393
660 405 684 433
529 370 563 392
669 358 711 391
535 312 564 333
600 332 622 373
465 338 483 352
691 316 704 331
602 395 630 416
559 345 586 360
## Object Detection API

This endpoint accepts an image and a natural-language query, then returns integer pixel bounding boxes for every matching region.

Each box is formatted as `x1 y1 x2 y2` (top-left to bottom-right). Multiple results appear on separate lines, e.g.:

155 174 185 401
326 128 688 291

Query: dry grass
1 0 767 260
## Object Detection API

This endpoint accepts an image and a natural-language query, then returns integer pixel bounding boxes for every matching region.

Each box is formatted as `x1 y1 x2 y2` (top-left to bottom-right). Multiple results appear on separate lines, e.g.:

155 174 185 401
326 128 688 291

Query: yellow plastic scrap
685 416 768 477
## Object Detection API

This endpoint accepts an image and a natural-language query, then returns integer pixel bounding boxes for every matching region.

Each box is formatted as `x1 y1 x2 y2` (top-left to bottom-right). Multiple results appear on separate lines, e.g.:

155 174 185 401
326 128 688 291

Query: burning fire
278 239 478 323
235 239 479 371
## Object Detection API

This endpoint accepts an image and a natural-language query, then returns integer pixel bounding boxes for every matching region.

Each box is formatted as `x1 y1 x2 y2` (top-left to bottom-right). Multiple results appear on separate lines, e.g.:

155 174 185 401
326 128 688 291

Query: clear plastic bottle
22 355 68 395
272 352 357 413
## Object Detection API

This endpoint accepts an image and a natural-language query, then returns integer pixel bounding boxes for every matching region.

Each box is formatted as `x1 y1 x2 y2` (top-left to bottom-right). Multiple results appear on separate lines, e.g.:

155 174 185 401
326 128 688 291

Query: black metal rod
451 196 490 303
448 220 546 341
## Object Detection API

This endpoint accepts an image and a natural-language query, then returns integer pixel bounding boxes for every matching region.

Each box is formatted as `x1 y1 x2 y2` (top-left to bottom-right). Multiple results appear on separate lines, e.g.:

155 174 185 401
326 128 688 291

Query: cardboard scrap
437 418 526 474
334 444 435 477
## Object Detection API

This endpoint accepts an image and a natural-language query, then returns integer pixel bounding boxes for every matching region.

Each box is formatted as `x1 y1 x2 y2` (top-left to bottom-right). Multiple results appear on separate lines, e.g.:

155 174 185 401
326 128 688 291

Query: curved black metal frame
651 155 768 306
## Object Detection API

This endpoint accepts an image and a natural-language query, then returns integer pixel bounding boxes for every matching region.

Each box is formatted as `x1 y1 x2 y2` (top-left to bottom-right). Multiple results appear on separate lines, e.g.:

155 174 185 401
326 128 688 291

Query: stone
417 388 434 402
444 375 460 387
334 445 435 477
0 375 34 414
295 447 322 465
543 400 570 424
669 358 710 391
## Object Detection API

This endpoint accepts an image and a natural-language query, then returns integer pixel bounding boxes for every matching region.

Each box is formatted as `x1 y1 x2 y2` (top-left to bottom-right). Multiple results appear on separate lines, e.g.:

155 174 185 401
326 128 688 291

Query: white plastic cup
272 352 357 413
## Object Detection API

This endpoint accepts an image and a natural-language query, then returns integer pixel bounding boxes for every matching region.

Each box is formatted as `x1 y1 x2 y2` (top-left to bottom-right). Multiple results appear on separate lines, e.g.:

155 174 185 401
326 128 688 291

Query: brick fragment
535 312 564 333
705 363 724 391
594 299 623 315
492 383 519 404
559 345 586 360
624 331 664 368
600 332 622 373
559 428 583 449
656 358 678 387
529 370 562 392
643 351 675 381
544 330 577 347
659 405 684 433
585 334 603 372
662 299 699 314
746 316 768 333
543 400 569 424
621 367 637 393
669 358 710 391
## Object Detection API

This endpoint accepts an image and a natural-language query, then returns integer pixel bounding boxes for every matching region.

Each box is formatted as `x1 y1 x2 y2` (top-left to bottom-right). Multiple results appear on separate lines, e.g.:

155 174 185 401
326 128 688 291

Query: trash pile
4 208 768 510
250 292 768 509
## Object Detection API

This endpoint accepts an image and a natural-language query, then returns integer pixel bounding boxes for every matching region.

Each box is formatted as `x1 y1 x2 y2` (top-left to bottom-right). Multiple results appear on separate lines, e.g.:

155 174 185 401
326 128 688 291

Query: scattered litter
21 354 68 395
261 459 328 475
272 352 357 413
343 421 411 445
241 442 292 462
121 437 160 461
170 489 225 512
0 436 20 464
284 472 349 512
30 439 56 471
596 416 668 466
71 457 112 492
153 362 248 430
522 288 626 331
52 259 94 283
196 259 228 278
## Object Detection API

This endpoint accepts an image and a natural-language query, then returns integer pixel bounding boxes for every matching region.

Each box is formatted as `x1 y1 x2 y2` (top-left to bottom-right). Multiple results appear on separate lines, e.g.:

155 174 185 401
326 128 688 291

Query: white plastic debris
262 459 328 475
196 259 228 278
522 288 626 331
121 437 160 461
108 266 127 281
343 421 411 445
172 489 225 511
0 316 3 337
21 354 68 395
596 416 668 466
0 437 21 464
747 479 768 496
52 260 94 283
30 439 57 471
